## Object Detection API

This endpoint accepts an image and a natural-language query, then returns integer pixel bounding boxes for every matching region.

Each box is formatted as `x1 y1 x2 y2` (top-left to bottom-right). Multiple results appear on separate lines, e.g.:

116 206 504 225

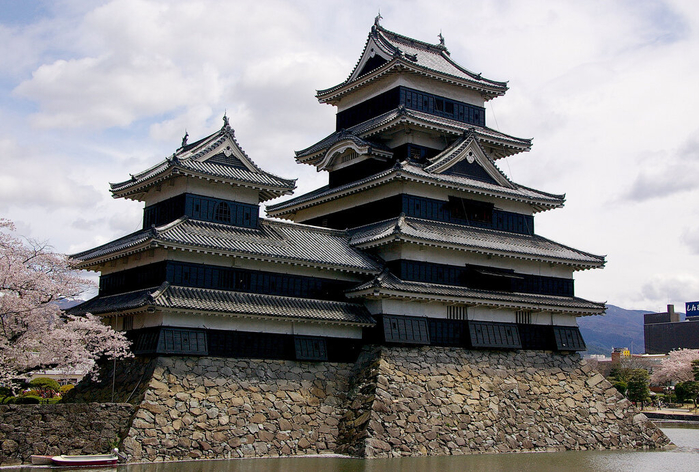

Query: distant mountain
578 304 656 356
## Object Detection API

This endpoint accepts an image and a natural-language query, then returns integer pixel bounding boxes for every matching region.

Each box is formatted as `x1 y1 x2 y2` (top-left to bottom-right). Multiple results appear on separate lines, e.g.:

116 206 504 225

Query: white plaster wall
158 311 363 338
362 298 580 327
293 180 535 224
142 175 260 206
382 243 575 278
96 244 366 282
97 249 168 275
335 74 486 111
169 250 366 281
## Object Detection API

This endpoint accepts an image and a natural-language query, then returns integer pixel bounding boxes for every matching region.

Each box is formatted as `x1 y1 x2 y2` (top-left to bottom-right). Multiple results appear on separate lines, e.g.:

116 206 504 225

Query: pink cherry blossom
651 348 699 385
0 219 131 387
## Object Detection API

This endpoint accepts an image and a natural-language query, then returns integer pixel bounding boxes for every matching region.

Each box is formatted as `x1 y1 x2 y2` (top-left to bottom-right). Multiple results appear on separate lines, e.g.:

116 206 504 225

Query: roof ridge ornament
438 31 445 46
223 112 230 128
181 130 188 148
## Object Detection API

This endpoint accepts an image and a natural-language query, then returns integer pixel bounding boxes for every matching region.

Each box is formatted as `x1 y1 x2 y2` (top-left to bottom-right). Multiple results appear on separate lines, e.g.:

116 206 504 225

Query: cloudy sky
1 0 698 311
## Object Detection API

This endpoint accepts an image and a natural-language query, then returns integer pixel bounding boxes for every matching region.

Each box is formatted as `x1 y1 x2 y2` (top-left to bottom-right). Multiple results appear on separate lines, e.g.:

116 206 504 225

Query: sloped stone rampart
0 403 134 466
0 347 672 464
341 347 671 457
122 357 353 461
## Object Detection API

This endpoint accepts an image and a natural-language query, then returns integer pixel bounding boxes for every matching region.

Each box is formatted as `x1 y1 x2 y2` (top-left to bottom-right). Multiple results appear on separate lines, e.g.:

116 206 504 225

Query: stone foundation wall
122 357 354 461
342 347 671 457
0 347 672 464
0 403 135 466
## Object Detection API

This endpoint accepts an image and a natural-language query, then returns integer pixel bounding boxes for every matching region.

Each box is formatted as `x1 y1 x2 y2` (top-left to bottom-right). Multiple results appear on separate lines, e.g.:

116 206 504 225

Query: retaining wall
0 347 672 464
0 403 135 466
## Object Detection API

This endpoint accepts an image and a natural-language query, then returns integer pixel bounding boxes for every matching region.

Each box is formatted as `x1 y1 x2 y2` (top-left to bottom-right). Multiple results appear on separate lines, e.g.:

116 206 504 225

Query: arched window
214 202 231 223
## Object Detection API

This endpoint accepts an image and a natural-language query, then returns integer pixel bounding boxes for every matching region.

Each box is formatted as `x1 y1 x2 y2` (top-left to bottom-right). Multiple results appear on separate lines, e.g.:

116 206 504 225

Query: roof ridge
375 24 449 55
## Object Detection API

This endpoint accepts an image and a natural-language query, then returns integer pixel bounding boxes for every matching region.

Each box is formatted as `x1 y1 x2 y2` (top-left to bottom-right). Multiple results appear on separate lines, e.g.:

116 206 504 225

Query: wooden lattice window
448 305 468 321
383 315 430 344
294 336 328 361
553 326 586 351
470 321 522 349
214 202 231 223
516 310 532 324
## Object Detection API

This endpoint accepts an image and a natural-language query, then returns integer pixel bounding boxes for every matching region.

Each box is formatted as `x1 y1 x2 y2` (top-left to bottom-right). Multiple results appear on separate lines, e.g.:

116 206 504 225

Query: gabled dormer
424 131 516 188
318 17 508 111
109 115 296 229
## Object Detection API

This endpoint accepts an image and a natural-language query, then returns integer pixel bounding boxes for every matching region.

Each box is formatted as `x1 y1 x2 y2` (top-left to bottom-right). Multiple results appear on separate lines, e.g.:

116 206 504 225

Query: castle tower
267 21 605 351
70 118 380 362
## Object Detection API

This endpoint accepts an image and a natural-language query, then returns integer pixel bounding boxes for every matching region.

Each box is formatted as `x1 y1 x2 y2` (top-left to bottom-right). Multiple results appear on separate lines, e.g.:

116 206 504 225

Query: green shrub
29 377 61 397
9 396 41 404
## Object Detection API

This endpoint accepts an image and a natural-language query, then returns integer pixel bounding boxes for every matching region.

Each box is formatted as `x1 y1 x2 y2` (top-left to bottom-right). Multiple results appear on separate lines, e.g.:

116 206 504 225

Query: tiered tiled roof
295 107 531 165
345 271 605 316
267 160 564 218
69 283 375 326
111 120 296 203
317 23 508 104
348 216 605 270
71 217 382 274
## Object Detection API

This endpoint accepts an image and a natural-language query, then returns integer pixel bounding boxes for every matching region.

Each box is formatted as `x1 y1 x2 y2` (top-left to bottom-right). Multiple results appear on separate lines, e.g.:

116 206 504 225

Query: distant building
644 304 699 354
594 346 664 377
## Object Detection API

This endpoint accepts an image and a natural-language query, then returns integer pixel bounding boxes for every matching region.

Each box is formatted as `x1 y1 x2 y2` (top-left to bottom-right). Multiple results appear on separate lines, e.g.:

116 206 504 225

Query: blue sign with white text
687 301 699 317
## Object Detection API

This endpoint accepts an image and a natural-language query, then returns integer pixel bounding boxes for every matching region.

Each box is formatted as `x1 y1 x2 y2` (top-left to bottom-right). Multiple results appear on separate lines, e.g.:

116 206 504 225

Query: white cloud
640 274 699 307
3 0 699 312
0 137 102 209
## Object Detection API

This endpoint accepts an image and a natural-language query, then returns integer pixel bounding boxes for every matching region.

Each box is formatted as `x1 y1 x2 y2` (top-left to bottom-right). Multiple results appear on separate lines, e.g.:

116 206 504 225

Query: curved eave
362 114 531 159
266 168 563 219
295 112 531 168
74 238 379 276
78 292 375 327
89 307 150 318
317 59 507 105
345 286 606 317
110 165 295 203
71 241 156 271
161 306 375 328
351 233 605 271
149 240 378 276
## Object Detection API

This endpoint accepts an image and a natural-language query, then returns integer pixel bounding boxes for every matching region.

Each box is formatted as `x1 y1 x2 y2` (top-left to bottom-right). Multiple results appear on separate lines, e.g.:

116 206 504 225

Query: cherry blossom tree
651 348 699 385
0 219 131 388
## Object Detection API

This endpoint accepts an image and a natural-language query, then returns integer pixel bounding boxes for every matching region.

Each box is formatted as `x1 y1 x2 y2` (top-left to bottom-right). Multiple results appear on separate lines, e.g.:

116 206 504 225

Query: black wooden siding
335 86 486 130
99 260 353 300
388 260 575 298
129 327 360 362
143 193 259 229
126 319 585 362
372 315 585 352
305 194 534 235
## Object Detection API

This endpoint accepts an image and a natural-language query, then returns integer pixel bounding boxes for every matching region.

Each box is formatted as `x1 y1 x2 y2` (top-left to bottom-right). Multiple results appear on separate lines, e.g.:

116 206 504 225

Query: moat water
5 425 697 472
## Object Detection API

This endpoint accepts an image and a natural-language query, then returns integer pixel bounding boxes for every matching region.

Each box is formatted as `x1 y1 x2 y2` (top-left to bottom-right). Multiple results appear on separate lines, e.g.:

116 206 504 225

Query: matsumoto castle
71 20 606 362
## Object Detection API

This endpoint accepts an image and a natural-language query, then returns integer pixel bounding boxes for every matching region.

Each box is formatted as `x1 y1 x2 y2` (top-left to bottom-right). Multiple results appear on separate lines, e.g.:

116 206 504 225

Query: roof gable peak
175 117 260 174
425 132 515 189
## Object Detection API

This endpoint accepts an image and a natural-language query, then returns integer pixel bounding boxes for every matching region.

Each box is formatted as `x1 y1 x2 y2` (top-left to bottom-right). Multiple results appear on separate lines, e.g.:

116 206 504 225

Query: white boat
51 454 119 466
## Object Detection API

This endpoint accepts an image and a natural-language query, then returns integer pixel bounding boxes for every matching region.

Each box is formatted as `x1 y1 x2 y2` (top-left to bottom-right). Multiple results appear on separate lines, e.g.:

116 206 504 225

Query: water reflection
7 426 698 472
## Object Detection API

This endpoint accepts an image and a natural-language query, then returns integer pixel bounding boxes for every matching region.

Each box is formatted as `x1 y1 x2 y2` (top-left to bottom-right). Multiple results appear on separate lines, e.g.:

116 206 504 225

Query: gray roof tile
295 107 531 162
346 271 605 315
348 216 605 269
267 160 564 217
71 217 382 274
111 124 296 202
69 284 375 326
318 25 508 101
